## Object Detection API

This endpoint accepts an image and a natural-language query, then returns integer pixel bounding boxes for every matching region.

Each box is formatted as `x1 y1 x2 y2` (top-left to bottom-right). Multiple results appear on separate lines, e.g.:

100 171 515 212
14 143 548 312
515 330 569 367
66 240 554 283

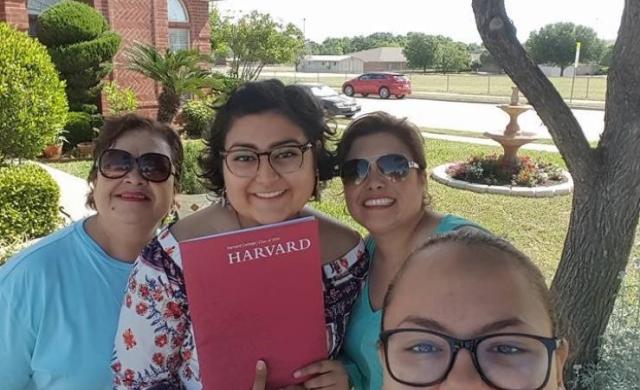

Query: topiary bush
37 0 121 108
36 0 108 46
181 141 207 194
0 164 61 244
181 98 215 138
0 22 68 162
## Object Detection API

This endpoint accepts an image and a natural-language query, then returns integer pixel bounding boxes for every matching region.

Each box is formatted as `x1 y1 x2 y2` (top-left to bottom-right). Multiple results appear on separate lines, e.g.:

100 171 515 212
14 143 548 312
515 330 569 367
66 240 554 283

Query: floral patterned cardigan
111 227 369 389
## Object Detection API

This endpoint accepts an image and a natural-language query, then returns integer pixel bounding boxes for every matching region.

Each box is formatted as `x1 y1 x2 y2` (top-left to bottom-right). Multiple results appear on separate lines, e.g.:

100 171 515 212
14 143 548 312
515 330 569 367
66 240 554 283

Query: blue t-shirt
0 219 133 390
341 215 480 390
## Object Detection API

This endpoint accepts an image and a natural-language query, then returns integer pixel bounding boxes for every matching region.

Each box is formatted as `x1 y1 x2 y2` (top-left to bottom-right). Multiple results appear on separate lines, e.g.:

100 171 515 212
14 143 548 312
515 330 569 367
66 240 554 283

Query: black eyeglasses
98 149 174 183
380 329 561 390
220 142 313 178
340 153 420 186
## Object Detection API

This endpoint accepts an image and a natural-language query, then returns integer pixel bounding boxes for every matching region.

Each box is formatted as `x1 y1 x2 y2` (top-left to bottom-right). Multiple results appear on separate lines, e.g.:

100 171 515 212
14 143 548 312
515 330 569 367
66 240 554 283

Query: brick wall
0 0 29 31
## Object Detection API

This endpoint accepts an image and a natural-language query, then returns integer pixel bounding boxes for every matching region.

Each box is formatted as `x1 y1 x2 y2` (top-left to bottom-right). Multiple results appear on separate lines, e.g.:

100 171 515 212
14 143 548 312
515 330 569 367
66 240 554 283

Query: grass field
47 138 637 283
258 70 607 101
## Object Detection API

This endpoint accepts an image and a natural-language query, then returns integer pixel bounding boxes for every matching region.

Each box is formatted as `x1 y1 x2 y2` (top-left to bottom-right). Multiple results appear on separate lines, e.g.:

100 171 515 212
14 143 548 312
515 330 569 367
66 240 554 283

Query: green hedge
36 0 108 46
64 111 99 148
181 99 215 138
0 164 61 243
181 141 207 194
0 23 68 161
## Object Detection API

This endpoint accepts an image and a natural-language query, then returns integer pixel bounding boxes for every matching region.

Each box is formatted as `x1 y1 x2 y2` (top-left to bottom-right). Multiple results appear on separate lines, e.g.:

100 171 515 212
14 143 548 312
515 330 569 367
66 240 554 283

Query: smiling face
223 111 316 226
343 132 425 235
92 129 175 231
381 243 568 390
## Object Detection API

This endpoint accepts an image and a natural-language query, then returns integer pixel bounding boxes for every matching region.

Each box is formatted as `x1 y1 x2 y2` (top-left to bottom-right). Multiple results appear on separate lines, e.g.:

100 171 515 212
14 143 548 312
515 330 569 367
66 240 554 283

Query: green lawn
259 70 607 101
48 138 637 284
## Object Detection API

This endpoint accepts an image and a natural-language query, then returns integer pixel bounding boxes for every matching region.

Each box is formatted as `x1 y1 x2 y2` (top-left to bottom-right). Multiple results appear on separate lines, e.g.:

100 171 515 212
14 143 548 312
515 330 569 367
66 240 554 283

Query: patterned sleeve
322 240 369 358
112 232 200 390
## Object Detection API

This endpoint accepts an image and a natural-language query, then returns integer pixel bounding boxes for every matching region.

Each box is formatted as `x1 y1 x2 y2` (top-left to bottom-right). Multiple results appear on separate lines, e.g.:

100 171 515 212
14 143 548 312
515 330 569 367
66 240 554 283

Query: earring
220 187 228 207
312 169 321 202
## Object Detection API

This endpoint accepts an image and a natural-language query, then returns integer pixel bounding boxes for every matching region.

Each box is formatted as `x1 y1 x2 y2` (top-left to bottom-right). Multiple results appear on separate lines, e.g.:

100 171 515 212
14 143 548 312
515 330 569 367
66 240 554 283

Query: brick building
0 0 211 115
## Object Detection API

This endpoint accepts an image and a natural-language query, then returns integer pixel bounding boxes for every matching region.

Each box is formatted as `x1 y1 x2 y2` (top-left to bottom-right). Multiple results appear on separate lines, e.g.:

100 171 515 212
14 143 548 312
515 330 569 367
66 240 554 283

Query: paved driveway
354 97 604 142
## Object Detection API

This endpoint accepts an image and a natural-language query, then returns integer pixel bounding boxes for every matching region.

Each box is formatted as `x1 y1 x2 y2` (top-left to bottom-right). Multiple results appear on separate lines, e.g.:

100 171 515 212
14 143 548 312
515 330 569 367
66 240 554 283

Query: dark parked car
299 83 361 118
342 72 412 99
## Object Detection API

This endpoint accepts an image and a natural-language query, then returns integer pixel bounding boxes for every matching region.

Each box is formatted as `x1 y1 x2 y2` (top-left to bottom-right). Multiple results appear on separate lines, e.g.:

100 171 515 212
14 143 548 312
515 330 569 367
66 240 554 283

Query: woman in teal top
335 112 484 389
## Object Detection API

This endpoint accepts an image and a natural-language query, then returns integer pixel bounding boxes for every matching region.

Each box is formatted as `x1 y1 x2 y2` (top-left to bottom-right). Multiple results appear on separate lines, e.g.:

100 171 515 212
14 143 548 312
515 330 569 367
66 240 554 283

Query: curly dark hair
199 79 336 197
86 114 183 209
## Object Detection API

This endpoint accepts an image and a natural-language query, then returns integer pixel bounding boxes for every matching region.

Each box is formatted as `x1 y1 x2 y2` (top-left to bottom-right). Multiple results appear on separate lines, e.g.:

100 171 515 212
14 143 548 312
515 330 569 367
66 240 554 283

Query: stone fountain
484 87 538 167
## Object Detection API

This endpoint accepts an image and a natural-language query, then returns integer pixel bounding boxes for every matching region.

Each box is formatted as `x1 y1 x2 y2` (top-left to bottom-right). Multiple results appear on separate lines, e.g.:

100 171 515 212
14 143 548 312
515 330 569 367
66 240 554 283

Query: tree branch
472 0 594 181
600 0 640 164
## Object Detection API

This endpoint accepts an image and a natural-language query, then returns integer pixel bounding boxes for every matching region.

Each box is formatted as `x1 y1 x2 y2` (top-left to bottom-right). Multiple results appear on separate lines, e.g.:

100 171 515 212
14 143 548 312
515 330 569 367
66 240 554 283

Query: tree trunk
472 1 640 387
157 89 180 123
560 65 565 77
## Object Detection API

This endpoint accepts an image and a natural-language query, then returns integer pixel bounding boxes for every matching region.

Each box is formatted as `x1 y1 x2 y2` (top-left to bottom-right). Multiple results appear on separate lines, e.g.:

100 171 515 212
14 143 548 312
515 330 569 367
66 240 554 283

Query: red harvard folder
180 216 327 389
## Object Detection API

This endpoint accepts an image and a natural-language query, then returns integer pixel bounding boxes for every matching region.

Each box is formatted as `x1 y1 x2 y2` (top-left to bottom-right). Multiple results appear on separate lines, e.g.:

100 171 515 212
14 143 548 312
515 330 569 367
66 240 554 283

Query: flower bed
446 154 566 187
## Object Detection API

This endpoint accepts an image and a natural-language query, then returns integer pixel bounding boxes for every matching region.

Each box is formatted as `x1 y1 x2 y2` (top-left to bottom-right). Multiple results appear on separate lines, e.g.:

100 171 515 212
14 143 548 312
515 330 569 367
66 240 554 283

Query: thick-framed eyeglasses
220 142 314 178
380 329 561 390
98 149 174 183
340 153 420 186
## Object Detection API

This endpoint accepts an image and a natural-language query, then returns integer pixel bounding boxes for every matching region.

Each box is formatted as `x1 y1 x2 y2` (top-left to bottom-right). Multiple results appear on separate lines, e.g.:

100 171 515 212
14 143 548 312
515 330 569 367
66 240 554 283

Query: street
353 97 604 142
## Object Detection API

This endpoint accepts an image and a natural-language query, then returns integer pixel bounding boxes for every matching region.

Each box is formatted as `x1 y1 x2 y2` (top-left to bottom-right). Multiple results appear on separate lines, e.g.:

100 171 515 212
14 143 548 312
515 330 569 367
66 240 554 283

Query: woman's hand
251 360 305 390
293 359 350 389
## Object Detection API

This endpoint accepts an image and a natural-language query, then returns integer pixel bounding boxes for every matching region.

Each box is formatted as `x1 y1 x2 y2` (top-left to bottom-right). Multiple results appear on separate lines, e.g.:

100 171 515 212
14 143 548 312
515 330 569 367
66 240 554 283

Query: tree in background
127 43 222 123
36 0 120 110
435 39 471 73
210 10 304 81
0 23 67 163
310 33 405 55
403 33 440 72
473 1 639 387
403 33 470 73
525 22 605 76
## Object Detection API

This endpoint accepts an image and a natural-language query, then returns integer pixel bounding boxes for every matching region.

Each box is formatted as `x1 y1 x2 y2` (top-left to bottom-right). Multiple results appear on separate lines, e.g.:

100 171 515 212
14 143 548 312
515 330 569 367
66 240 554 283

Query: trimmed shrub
103 81 138 115
64 111 96 148
0 23 68 162
181 98 215 138
36 0 108 46
37 1 120 108
181 141 207 194
0 164 61 244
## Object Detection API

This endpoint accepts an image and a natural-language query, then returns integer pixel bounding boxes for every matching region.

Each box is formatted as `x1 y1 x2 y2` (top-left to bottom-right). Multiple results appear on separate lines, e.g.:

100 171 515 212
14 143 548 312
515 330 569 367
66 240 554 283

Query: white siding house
297 55 364 73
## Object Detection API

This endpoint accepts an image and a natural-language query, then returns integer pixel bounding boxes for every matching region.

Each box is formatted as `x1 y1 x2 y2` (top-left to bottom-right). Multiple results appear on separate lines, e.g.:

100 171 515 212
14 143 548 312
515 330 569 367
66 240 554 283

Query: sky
216 0 624 44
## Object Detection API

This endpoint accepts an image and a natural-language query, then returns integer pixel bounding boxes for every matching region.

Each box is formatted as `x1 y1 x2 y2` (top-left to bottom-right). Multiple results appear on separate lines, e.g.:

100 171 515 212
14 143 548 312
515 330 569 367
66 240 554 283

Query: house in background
297 54 364 73
350 47 407 72
0 0 211 116
298 46 407 74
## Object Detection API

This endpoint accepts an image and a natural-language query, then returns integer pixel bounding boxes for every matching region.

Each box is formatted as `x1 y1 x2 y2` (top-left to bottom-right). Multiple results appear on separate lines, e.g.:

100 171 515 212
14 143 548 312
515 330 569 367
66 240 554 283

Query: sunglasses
340 153 420 186
98 149 174 183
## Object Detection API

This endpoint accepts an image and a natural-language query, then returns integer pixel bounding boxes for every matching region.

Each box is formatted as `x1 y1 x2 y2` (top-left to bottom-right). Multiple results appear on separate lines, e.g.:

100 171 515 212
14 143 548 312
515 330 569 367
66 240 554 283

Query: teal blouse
341 214 481 390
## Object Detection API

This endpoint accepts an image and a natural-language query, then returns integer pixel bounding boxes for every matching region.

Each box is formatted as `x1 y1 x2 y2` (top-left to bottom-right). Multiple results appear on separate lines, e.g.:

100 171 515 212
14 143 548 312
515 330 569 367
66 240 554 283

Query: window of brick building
27 0 61 36
168 0 190 52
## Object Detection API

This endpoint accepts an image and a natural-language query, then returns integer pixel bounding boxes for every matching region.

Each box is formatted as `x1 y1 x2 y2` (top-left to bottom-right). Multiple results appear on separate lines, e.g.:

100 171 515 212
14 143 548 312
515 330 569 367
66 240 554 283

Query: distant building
0 0 211 116
297 55 364 73
298 46 407 73
351 47 407 72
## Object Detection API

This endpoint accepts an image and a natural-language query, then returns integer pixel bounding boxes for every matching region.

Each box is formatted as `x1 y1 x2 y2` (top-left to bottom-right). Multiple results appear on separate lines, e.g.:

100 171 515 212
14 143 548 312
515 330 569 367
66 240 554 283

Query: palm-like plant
126 43 220 123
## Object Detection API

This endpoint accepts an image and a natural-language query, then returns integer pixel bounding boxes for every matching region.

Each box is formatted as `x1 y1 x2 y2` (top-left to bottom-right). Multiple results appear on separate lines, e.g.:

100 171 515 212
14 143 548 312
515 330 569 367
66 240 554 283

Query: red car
342 72 412 99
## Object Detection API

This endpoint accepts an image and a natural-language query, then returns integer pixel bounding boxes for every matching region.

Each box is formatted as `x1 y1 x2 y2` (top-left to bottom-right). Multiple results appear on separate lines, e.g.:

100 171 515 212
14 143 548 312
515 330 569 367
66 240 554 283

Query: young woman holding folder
379 231 569 390
331 112 485 389
112 79 367 389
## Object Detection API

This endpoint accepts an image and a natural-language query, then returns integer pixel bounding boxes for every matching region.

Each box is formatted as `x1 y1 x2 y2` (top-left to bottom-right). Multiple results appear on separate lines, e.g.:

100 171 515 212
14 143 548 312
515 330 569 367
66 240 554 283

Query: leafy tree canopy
525 22 605 75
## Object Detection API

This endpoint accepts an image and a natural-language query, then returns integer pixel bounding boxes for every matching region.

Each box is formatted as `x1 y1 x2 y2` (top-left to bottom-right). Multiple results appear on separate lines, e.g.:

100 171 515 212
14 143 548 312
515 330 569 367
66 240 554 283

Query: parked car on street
299 83 361 118
342 72 412 99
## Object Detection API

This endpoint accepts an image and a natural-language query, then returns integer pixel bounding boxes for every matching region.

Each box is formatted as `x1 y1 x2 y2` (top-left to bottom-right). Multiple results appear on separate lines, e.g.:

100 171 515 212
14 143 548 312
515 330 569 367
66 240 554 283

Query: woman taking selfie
380 230 569 390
